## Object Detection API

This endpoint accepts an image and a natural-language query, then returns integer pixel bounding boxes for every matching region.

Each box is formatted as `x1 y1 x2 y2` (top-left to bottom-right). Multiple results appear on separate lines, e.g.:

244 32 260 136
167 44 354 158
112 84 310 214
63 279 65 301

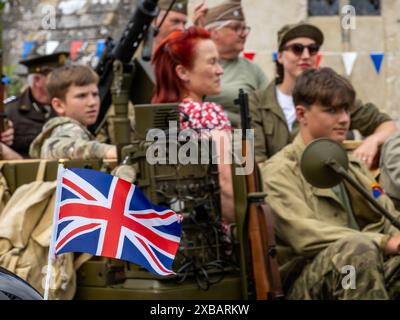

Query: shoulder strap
35 160 47 181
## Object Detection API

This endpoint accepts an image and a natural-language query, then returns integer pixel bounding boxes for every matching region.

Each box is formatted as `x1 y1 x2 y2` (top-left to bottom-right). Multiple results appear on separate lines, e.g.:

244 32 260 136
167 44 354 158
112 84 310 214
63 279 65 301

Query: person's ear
51 97 66 116
175 64 190 83
296 105 307 125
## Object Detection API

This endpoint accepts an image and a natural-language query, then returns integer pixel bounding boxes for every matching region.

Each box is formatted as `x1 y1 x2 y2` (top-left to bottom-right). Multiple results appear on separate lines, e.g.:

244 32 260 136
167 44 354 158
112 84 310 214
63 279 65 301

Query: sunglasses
282 43 320 56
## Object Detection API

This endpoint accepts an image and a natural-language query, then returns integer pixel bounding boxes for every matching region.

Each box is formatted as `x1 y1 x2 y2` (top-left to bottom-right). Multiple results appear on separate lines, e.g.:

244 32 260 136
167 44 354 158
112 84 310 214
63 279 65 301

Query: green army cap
278 22 324 50
204 0 244 26
19 51 70 75
158 0 188 15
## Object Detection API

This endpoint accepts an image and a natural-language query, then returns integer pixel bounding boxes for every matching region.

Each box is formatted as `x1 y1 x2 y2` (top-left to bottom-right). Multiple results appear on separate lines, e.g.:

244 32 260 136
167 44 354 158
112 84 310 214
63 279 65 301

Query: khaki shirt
250 80 393 163
262 135 400 288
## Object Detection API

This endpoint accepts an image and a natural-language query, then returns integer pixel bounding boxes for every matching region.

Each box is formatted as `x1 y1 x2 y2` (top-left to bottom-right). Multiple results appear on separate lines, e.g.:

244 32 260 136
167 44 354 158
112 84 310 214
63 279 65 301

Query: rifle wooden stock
237 89 283 300
245 167 269 299
244 143 283 299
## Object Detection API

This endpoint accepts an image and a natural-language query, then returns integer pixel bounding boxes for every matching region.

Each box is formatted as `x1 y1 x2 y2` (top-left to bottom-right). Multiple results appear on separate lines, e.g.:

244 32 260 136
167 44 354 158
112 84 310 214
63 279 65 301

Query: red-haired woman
152 26 231 131
152 26 235 224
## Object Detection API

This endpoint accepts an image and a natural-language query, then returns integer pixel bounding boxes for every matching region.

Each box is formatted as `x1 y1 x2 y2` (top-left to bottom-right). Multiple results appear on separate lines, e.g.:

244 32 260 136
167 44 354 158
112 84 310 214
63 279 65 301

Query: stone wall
3 0 400 124
3 0 138 73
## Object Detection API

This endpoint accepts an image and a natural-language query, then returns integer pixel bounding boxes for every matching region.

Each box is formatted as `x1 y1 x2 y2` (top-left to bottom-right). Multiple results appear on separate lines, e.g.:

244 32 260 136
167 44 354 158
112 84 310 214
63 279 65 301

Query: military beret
204 0 244 26
277 22 324 50
158 0 188 15
19 51 70 75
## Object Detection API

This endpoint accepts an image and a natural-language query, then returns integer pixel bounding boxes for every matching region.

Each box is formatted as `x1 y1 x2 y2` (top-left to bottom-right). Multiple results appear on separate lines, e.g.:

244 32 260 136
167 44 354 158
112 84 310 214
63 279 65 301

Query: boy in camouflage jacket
29 65 116 160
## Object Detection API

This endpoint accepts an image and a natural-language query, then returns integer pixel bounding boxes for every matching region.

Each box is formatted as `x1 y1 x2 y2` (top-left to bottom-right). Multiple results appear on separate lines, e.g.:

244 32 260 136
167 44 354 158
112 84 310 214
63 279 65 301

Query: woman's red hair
152 26 211 103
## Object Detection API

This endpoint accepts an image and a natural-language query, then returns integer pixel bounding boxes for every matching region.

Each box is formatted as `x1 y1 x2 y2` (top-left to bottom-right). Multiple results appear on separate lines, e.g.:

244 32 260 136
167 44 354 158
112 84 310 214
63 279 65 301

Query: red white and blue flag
51 167 182 276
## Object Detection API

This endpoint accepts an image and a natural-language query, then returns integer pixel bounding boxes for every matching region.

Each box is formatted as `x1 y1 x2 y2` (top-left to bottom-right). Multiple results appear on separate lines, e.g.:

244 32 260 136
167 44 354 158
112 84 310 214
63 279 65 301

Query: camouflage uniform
262 135 400 299
29 117 114 160
288 235 400 299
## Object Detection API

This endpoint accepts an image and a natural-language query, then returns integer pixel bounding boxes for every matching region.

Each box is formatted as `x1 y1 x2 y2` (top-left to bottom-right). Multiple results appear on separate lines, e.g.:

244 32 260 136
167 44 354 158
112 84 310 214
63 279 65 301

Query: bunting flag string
18 43 387 77
271 50 385 76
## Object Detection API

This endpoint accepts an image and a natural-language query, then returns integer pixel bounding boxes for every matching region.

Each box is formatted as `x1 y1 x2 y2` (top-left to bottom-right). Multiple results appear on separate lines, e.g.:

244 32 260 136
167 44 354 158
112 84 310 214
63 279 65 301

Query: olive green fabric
250 80 393 163
261 134 400 293
287 234 400 299
206 57 268 128
331 182 360 230
250 81 298 162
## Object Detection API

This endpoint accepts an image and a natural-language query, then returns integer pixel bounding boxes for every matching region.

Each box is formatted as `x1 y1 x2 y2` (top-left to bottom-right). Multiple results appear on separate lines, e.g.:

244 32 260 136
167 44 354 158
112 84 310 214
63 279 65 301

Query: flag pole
44 161 65 300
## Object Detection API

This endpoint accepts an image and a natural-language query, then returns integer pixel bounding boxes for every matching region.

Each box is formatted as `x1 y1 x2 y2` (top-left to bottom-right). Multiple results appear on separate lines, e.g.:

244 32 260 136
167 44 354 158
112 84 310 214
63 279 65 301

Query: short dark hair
46 64 99 101
293 67 355 110
275 60 284 85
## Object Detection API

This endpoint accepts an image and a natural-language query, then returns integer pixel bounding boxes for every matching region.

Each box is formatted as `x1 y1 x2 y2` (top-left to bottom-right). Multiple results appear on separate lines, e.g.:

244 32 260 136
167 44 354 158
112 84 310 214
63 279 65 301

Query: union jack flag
53 167 182 276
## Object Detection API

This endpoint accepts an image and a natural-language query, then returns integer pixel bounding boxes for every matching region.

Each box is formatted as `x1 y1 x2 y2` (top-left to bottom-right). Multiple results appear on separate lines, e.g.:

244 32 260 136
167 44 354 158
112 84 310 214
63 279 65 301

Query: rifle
235 89 284 300
92 0 160 134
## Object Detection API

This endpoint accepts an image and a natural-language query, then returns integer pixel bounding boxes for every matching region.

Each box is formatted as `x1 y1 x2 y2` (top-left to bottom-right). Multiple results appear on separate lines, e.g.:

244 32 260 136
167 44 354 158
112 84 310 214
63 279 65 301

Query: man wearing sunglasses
250 22 397 168
200 0 268 128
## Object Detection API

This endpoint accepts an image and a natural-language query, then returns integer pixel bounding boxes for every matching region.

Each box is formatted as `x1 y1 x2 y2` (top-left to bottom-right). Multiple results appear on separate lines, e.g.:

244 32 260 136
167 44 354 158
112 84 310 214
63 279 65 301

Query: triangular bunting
342 52 357 77
2 75 10 85
45 41 59 55
70 40 84 60
370 53 384 74
96 40 106 58
22 41 36 59
243 51 256 61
